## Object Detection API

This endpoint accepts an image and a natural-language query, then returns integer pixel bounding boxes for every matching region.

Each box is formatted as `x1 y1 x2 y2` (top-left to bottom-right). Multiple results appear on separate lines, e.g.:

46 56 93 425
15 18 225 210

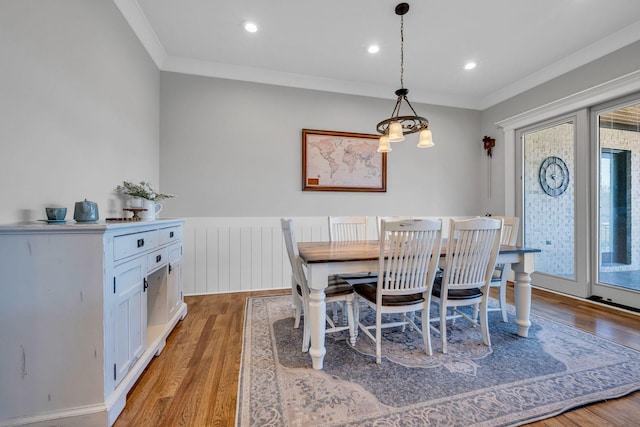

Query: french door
516 111 589 297
591 96 640 309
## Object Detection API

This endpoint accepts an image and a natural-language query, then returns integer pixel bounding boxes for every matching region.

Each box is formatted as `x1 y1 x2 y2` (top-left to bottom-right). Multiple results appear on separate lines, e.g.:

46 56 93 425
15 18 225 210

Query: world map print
304 132 385 191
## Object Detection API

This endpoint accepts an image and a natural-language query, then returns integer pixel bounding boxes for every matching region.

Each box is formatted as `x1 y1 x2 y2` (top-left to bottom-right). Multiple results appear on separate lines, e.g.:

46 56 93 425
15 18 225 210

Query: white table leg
513 271 532 337
308 288 326 369
512 252 535 338
305 264 329 370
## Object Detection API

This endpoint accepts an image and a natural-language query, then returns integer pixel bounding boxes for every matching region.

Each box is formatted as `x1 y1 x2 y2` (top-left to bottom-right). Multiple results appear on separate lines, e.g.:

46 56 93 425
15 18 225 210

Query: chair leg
353 297 360 341
441 303 448 354
293 296 302 329
343 301 348 325
472 303 479 325
292 276 302 328
480 298 491 347
421 307 432 356
375 310 382 364
302 305 311 353
346 298 356 346
499 281 508 322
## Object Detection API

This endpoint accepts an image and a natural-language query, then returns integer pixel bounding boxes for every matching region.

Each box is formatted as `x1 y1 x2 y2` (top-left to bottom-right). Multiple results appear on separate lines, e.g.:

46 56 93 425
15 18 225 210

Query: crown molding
113 0 167 68
114 0 640 112
481 21 640 110
496 69 640 130
162 56 481 110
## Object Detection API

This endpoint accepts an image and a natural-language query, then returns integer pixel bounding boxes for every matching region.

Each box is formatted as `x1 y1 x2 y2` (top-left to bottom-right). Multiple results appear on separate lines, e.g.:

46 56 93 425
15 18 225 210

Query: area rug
236 295 640 426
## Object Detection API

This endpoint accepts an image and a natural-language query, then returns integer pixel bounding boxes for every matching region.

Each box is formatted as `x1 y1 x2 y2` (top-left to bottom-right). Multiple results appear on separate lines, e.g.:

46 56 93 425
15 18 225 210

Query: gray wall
0 0 160 223
159 72 483 218
4 0 640 225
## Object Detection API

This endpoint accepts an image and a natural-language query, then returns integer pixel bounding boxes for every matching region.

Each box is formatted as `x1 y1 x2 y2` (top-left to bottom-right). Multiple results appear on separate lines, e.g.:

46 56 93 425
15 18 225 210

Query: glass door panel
518 113 588 297
593 101 640 308
523 121 575 279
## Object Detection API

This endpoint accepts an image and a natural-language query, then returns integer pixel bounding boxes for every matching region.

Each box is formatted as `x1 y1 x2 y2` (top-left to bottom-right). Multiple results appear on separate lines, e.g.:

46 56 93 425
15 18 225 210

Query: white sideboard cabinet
0 219 187 427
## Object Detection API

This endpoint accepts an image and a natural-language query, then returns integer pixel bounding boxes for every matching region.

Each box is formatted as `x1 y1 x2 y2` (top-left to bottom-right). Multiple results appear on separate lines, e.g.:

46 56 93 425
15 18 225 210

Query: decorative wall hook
483 136 495 158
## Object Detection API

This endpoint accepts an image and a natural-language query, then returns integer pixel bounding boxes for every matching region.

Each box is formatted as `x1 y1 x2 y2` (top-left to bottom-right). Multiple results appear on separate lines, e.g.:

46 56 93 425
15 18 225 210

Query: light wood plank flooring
114 287 640 426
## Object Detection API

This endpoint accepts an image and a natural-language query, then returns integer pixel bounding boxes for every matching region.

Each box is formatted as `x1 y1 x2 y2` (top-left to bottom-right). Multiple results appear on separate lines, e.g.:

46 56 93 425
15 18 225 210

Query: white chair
430 217 502 354
328 216 375 322
347 219 443 363
281 218 356 352
328 216 369 241
487 216 520 322
375 216 412 239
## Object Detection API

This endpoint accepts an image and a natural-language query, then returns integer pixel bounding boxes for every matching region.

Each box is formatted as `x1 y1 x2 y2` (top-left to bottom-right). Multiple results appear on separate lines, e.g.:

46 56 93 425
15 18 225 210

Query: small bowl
46 207 67 221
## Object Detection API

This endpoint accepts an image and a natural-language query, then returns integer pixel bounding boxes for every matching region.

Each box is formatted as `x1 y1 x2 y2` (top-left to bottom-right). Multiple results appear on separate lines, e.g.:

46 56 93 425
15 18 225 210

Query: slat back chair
487 216 520 322
430 217 502 353
281 218 356 352
375 216 412 239
328 216 369 241
328 216 373 323
348 218 443 363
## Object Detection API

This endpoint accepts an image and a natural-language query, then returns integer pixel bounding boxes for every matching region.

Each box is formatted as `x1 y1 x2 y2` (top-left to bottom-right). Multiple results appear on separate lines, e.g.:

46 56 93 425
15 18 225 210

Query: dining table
297 240 541 370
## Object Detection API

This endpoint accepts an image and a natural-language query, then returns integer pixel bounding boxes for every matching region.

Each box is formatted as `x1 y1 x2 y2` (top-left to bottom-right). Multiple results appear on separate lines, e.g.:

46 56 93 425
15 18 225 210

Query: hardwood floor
114 286 640 427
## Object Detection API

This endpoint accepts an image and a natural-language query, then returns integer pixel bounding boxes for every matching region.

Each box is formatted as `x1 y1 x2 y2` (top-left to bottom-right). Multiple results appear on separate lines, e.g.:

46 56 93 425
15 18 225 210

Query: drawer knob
156 254 162 263
169 231 174 238
137 238 145 248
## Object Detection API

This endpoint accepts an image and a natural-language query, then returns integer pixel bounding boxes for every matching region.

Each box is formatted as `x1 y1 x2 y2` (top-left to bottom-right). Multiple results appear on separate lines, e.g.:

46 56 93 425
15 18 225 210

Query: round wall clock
539 156 569 197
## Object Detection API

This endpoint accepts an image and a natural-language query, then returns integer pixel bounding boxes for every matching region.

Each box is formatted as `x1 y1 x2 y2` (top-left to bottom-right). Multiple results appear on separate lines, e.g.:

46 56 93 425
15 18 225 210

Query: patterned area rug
236 295 640 426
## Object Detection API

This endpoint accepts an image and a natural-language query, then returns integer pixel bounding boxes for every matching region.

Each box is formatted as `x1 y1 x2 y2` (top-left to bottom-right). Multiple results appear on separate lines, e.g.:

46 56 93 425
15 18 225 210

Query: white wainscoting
183 216 470 295
183 217 325 295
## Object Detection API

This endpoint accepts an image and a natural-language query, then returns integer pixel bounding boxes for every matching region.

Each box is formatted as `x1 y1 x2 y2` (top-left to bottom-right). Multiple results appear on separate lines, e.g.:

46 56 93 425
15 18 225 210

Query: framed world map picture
302 129 387 192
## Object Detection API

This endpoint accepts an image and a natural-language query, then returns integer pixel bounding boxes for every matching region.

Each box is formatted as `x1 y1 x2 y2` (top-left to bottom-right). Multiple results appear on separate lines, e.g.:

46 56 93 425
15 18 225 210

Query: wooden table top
297 240 540 264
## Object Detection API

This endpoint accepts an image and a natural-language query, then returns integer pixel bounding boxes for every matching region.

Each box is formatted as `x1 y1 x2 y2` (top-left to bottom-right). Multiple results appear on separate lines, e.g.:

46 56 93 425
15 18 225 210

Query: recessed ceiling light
244 22 258 33
464 62 477 70
368 45 380 54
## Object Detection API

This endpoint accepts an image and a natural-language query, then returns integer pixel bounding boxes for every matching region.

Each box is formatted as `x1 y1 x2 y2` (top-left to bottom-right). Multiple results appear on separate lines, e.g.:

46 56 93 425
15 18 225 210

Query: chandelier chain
400 14 404 89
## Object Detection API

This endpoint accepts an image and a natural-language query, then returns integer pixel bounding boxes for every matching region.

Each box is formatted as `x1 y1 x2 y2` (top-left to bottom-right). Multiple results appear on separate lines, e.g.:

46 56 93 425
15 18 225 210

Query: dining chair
281 218 356 352
430 217 502 354
346 218 443 363
328 216 375 323
375 216 412 239
328 216 369 241
486 216 520 322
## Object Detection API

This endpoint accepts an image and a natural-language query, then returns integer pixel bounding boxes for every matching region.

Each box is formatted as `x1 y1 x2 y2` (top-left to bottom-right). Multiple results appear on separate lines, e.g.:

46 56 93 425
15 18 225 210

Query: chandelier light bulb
377 136 392 152
417 129 434 148
388 122 405 142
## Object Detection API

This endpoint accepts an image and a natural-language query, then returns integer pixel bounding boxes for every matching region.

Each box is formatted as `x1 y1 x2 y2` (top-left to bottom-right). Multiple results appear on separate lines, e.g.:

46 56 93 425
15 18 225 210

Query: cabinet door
113 257 147 386
167 243 183 318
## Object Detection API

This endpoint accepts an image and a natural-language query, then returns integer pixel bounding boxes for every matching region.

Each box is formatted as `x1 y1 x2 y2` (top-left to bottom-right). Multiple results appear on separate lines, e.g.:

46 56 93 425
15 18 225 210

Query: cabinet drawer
114 230 158 261
159 226 183 245
147 248 168 273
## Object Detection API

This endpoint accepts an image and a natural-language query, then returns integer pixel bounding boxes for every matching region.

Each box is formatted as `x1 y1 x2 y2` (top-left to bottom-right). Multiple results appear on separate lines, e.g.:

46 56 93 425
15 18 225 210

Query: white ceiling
114 0 640 110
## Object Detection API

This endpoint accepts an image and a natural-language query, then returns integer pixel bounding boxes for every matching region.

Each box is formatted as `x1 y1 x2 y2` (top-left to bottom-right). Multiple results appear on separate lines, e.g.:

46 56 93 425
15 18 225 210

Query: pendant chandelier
377 3 434 153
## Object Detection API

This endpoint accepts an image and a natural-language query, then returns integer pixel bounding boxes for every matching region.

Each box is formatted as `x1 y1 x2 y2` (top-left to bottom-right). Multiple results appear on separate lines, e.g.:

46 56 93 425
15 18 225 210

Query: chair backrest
376 216 412 239
281 218 307 291
376 218 443 297
328 216 368 241
492 216 520 246
443 217 503 290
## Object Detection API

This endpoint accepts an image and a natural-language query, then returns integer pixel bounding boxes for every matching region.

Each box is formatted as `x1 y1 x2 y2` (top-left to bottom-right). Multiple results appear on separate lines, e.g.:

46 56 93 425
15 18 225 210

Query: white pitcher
139 199 163 220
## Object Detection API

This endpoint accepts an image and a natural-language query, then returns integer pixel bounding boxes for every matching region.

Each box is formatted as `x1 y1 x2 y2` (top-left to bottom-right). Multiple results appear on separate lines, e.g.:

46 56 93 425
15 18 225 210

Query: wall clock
539 156 569 197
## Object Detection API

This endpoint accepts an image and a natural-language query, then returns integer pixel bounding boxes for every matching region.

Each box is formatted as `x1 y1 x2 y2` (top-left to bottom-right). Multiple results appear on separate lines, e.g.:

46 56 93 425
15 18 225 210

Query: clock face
539 156 569 197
